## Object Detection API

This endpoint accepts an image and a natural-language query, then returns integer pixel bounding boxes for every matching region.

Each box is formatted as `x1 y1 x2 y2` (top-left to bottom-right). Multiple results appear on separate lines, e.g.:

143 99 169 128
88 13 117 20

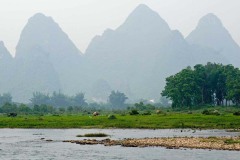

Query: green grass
224 139 240 144
76 133 109 137
0 112 240 129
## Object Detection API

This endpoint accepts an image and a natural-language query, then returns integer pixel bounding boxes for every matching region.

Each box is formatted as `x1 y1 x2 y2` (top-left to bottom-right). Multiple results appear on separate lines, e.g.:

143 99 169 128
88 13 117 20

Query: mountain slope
85 5 227 101
16 13 82 60
85 4 174 100
11 13 85 102
15 13 83 94
0 41 14 94
0 41 12 61
186 13 240 67
11 48 61 102
0 6 236 102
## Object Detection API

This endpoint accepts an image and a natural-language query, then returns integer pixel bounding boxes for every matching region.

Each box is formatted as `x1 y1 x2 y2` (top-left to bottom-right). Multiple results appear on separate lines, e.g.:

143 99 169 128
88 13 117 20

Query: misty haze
0 4 239 102
0 1 240 160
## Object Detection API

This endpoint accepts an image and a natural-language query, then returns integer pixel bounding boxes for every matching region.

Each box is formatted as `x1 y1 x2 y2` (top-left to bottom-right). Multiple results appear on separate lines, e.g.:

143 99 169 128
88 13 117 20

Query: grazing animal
8 113 17 117
93 112 99 116
156 110 162 114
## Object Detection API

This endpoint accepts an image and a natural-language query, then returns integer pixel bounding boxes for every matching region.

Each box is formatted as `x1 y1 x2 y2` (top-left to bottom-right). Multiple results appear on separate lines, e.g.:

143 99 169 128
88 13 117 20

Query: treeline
0 101 159 115
0 90 130 114
0 103 103 115
30 92 88 108
0 93 12 106
0 92 97 114
0 92 92 114
0 103 52 114
30 91 128 109
0 92 105 114
0 91 168 115
162 63 240 108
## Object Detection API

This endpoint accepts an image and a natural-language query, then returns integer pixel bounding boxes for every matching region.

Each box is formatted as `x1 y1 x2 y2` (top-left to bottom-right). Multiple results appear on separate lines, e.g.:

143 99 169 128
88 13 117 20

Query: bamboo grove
162 63 240 108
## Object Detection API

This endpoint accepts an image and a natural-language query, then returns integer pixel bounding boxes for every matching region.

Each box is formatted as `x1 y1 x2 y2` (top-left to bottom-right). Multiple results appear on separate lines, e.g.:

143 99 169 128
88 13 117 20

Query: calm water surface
0 129 239 160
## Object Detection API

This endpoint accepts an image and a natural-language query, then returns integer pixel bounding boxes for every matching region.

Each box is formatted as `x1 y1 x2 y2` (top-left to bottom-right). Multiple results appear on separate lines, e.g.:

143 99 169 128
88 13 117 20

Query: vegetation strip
162 63 240 108
0 113 240 129
76 133 109 137
63 137 240 151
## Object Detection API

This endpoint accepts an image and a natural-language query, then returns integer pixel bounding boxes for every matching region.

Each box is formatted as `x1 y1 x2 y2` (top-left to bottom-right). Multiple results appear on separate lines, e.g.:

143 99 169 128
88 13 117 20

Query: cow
7 113 17 117
93 112 99 116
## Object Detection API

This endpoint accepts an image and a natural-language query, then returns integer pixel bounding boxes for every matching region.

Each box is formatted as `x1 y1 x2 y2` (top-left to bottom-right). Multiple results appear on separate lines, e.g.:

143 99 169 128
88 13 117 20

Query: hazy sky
0 0 240 55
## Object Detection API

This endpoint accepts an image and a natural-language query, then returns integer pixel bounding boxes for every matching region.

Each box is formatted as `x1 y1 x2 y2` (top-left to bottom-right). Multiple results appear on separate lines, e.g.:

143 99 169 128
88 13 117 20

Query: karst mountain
0 4 239 102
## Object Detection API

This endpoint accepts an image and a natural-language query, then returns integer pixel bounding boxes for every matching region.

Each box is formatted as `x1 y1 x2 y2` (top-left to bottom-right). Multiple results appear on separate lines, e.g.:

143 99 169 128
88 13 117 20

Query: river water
0 129 239 160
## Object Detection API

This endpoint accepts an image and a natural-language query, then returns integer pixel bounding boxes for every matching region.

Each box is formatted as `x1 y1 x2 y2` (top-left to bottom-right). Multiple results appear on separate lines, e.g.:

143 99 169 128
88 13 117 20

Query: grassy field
0 113 240 129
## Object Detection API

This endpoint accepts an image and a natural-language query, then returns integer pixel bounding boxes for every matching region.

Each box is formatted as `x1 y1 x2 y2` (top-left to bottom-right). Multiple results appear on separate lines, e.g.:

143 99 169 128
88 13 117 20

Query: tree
18 104 32 113
108 91 128 109
159 96 171 107
0 93 12 106
30 92 51 106
67 106 74 113
0 103 17 113
71 93 87 107
134 102 155 111
51 91 70 107
59 107 66 113
225 67 240 106
162 63 240 108
162 66 200 108
33 104 55 114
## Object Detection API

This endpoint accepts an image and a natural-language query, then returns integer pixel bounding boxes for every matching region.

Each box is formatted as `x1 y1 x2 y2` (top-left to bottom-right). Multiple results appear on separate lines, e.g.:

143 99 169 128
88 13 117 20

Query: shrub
129 109 139 115
233 111 240 116
202 109 220 116
202 109 210 115
187 111 193 114
224 139 240 144
142 111 151 115
108 114 117 119
76 133 109 137
120 113 126 116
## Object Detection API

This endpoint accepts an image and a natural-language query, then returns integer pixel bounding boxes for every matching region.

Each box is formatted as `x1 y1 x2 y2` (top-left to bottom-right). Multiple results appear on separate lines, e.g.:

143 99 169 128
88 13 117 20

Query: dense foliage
0 93 12 106
0 112 240 129
30 91 87 108
162 63 240 108
108 91 128 109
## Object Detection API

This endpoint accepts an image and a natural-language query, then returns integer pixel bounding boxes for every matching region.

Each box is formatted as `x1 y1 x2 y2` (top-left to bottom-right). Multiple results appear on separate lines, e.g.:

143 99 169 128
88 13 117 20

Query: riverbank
0 113 240 129
63 136 240 151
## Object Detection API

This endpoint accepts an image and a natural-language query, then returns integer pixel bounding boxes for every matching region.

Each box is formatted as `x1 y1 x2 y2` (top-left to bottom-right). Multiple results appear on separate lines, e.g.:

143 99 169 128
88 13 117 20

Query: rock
46 139 53 142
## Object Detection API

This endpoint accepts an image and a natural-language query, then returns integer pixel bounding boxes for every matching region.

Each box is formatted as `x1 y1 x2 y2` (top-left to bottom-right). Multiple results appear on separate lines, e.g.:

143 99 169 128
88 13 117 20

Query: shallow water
0 129 239 160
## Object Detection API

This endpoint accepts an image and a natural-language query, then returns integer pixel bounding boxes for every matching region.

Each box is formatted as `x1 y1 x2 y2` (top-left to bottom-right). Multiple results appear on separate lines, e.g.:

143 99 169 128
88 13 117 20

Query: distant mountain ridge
0 4 239 102
84 4 229 101
0 41 12 60
0 42 13 94
186 13 240 67
15 13 84 97
2 13 83 102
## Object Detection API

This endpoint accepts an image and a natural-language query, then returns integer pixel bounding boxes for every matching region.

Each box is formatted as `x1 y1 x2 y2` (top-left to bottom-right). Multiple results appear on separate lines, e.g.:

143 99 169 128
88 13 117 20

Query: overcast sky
0 0 240 55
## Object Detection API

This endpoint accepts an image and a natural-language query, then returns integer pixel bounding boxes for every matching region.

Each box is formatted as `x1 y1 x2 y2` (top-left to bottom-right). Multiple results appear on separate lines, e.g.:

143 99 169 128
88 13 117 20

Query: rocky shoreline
63 137 240 151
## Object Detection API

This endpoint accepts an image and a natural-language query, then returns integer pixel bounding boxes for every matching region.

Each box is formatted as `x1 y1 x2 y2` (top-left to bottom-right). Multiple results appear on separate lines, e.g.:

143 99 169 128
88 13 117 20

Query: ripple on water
0 129 239 160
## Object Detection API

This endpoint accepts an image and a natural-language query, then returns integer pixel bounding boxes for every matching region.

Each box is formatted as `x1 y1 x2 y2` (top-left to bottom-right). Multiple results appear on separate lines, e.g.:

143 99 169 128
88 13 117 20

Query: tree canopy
108 91 128 109
162 63 240 108
30 91 87 108
0 93 12 106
